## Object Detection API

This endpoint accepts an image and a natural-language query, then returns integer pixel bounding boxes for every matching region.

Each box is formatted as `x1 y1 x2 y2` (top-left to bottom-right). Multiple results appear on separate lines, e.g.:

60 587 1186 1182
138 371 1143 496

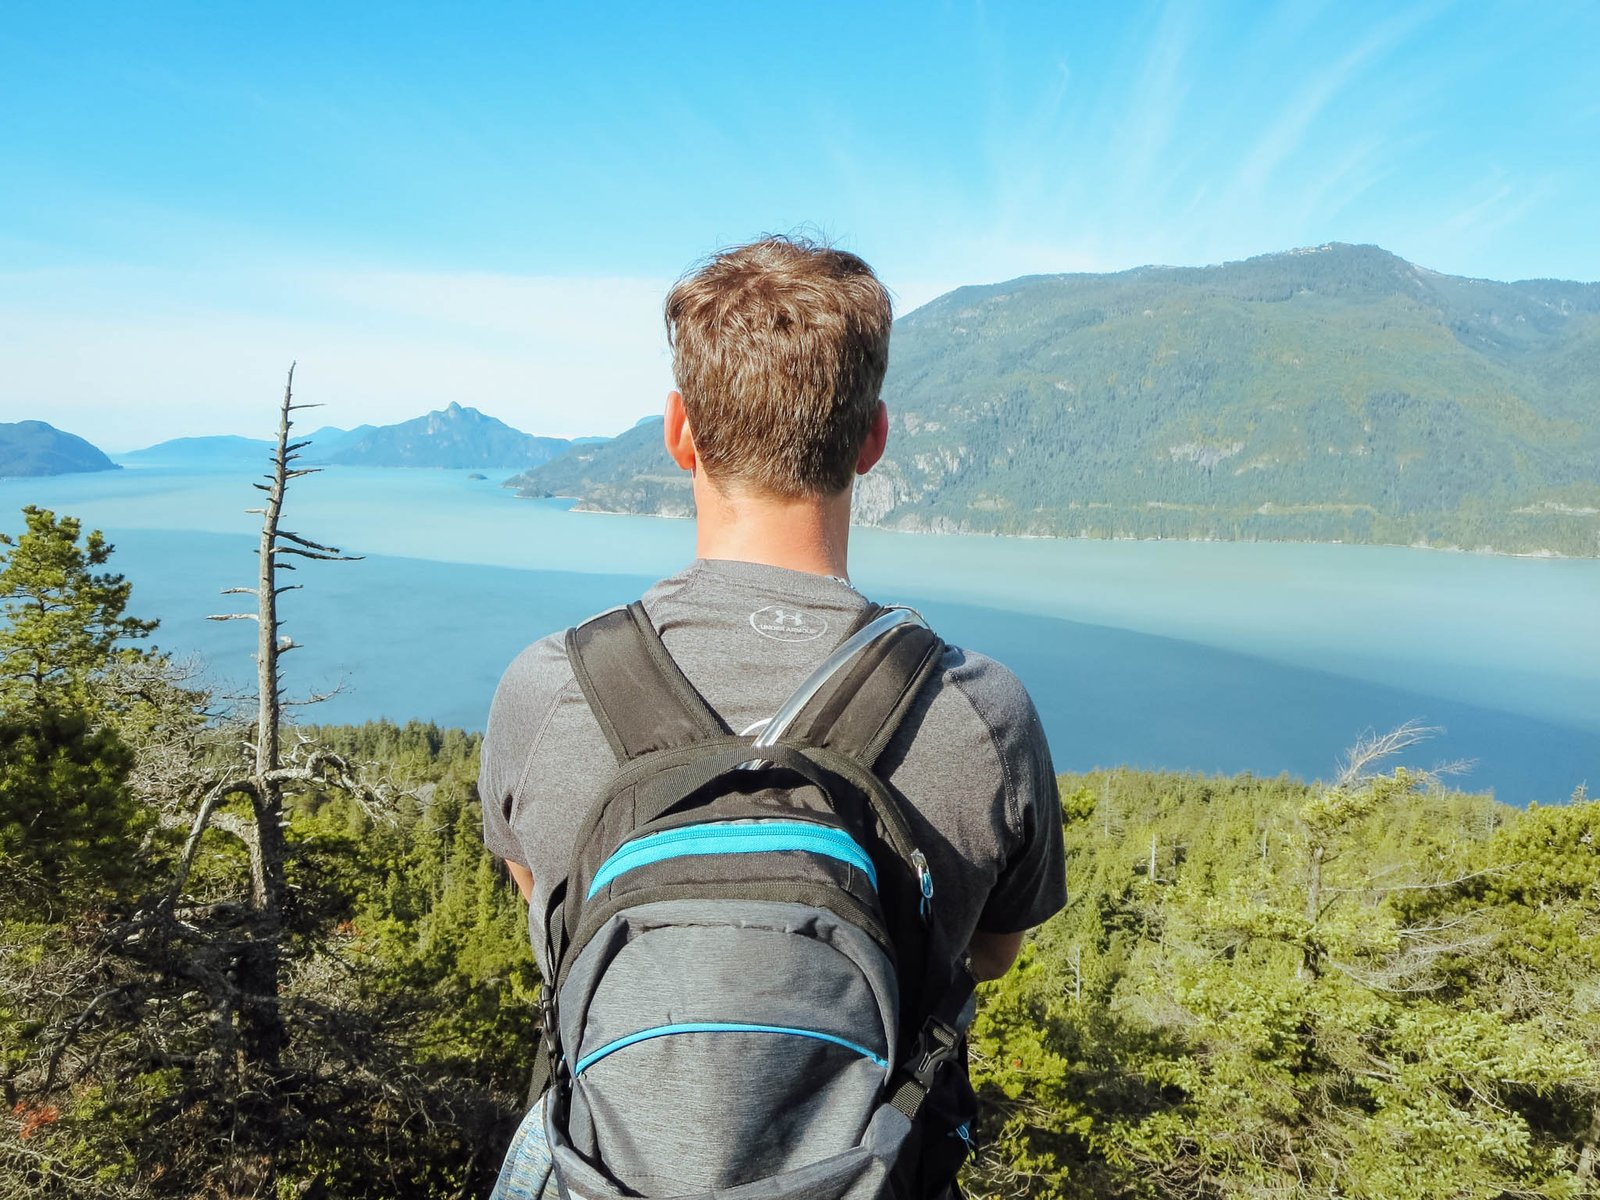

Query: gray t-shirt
480 558 1065 973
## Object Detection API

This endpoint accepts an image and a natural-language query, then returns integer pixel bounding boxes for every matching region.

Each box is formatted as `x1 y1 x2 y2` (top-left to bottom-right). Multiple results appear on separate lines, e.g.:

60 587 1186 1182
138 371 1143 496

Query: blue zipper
587 820 878 898
574 1022 889 1076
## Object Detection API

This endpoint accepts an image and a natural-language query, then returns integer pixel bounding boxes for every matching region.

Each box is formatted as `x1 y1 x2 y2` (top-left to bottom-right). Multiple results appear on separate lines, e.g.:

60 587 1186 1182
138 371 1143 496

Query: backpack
532 600 980 1200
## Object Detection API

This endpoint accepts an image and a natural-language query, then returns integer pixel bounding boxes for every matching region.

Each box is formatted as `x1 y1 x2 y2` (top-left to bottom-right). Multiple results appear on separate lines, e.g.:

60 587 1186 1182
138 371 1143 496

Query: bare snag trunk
202 364 360 1190
237 370 295 1071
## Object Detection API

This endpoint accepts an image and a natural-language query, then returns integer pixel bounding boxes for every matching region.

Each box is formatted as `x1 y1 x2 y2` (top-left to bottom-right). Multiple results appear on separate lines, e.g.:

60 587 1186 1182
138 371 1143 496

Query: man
479 235 1064 1193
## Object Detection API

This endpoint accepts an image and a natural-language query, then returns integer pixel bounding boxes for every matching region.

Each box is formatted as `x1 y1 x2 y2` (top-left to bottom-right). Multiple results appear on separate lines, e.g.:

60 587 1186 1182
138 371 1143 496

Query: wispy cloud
1113 0 1196 208
1239 7 1438 198
1292 135 1394 228
1421 171 1557 272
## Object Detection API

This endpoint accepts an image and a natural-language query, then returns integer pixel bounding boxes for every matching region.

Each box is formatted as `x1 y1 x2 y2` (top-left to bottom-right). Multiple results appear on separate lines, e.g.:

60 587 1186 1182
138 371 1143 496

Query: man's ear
855 401 889 475
664 390 697 472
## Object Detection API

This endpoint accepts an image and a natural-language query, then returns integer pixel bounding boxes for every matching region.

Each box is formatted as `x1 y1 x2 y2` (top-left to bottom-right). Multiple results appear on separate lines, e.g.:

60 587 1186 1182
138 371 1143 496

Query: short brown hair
664 235 893 496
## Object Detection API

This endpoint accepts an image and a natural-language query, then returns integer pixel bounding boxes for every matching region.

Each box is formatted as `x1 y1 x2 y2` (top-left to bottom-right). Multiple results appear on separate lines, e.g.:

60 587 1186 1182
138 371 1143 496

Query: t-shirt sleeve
974 672 1066 934
478 635 567 866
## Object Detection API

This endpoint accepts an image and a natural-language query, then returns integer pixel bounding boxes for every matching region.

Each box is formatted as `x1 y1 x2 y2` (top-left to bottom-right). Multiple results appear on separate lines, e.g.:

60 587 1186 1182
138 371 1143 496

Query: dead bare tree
1294 721 1484 982
192 365 367 1184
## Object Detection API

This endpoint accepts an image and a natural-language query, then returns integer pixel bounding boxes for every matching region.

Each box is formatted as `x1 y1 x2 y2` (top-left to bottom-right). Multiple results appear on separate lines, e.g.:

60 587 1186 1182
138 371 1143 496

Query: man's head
664 235 893 497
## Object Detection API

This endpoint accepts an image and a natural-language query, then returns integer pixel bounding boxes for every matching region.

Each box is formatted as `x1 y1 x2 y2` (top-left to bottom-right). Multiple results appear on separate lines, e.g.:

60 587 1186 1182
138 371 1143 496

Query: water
4 464 1596 804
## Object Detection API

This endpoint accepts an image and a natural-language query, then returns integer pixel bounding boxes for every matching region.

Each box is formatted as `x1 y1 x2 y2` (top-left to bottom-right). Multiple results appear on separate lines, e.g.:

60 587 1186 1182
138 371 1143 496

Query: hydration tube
734 604 940 917
739 606 928 764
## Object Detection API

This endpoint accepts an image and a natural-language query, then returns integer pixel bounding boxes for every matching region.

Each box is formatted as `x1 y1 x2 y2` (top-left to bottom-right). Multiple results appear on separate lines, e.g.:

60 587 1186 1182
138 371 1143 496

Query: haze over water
5 463 1595 805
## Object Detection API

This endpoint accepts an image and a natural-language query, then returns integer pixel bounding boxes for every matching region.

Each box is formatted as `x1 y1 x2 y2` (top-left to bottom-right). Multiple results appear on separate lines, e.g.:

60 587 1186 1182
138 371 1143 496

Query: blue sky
4 1 1597 448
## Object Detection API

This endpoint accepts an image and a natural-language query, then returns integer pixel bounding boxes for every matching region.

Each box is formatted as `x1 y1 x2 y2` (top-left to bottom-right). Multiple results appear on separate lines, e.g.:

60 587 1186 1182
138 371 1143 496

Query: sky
4 1 1597 450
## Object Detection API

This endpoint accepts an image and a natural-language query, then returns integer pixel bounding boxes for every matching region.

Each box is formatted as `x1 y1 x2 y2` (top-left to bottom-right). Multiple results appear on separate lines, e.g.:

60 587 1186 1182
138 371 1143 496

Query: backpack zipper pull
912 849 934 920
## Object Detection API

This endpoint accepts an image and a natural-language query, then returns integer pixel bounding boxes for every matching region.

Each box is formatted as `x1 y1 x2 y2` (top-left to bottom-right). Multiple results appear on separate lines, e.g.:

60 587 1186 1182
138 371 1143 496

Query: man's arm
967 929 1025 981
479 636 568 907
960 654 1067 981
506 859 534 903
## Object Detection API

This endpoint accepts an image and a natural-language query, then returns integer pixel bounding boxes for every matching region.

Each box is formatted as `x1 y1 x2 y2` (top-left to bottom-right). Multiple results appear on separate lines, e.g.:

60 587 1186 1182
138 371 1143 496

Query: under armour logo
749 604 829 643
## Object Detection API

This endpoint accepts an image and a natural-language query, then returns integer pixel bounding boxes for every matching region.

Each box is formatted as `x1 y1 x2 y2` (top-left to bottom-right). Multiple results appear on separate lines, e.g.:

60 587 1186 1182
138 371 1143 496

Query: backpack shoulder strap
783 614 945 767
566 601 727 764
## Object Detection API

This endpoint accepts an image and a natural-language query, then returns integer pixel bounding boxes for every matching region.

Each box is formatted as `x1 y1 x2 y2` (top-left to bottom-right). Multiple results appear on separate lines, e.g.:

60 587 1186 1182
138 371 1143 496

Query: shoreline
538 496 1584 562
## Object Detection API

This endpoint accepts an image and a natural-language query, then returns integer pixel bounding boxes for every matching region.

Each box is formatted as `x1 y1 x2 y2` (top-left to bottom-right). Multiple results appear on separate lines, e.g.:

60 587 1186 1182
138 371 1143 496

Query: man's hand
967 929 1025 981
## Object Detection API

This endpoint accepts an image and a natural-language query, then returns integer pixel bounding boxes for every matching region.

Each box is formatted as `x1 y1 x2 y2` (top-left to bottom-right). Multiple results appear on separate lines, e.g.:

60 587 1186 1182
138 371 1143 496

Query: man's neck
691 472 854 579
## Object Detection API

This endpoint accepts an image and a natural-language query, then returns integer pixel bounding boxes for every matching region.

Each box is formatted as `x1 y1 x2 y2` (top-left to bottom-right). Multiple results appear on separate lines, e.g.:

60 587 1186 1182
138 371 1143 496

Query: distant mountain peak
1262 241 1387 256
1281 241 1368 256
320 404 572 470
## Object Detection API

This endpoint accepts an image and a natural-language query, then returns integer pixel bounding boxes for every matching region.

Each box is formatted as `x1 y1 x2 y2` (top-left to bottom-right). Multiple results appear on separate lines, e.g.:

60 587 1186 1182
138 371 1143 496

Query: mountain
117 415 590 473
0 421 120 478
117 425 375 467
320 403 569 469
509 416 690 515
117 435 275 467
302 424 376 458
506 244 1600 556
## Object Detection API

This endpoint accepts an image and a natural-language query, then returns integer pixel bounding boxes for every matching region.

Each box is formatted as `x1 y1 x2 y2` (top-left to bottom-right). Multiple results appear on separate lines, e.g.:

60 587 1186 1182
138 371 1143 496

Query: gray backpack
534 601 979 1200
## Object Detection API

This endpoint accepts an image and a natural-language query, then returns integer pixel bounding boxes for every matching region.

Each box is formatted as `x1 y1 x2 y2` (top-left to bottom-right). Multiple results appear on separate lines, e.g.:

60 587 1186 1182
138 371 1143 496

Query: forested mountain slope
510 244 1600 555
0 420 120 477
510 414 689 515
117 434 276 466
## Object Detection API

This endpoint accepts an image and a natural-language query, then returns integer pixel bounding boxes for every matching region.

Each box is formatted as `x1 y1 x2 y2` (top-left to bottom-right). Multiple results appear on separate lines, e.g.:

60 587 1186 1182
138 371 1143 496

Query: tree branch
276 530 345 554
272 546 362 562
165 778 259 907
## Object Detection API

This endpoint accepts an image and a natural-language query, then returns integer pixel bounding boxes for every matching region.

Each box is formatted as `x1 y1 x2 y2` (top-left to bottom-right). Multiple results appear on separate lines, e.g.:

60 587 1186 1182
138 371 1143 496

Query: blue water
4 464 1597 804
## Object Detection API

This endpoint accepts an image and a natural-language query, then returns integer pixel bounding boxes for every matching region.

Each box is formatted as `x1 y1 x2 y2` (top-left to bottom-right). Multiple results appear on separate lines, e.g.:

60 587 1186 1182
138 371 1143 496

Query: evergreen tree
0 706 143 913
0 506 157 711
0 507 157 913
